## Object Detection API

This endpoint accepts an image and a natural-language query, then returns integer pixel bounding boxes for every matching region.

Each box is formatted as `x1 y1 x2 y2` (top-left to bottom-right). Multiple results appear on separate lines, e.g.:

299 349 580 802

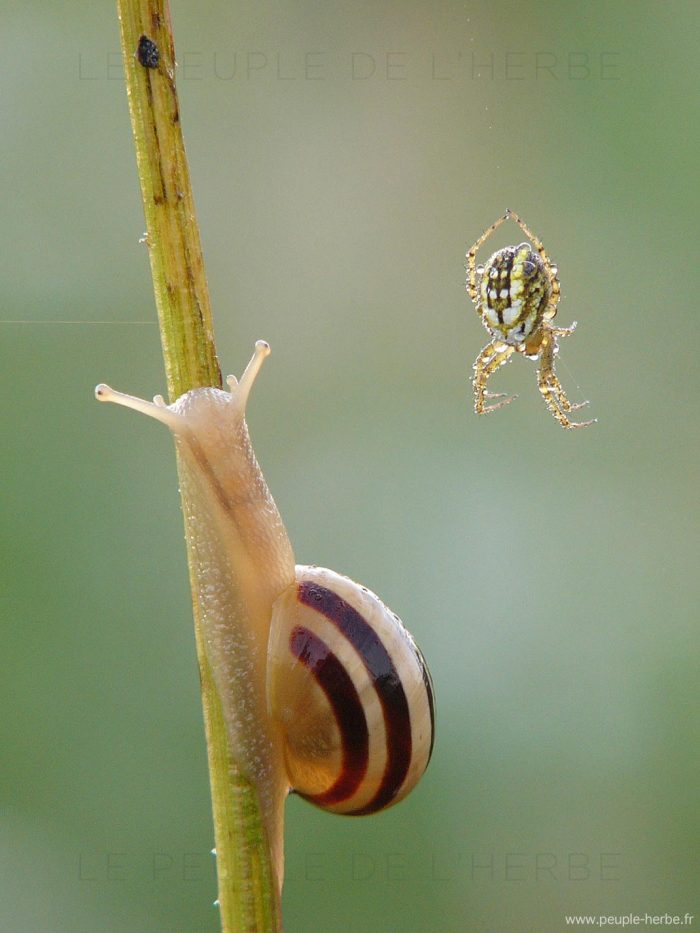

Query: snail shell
269 565 434 815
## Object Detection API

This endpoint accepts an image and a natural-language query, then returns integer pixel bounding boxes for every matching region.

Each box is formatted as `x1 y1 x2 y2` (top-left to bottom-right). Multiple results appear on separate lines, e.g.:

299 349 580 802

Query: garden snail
95 340 434 888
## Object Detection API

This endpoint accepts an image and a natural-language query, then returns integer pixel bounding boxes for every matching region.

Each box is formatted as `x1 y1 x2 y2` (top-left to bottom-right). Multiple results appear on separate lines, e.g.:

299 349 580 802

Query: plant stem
115 2 280 930
116 1 220 398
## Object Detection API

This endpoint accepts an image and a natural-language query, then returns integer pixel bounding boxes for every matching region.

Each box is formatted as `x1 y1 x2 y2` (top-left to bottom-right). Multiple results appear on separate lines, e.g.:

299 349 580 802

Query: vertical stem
115 2 280 930
117 0 220 399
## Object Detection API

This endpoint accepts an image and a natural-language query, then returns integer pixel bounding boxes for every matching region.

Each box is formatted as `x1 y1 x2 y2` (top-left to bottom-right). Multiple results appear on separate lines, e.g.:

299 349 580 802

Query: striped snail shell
96 341 434 891
268 565 434 815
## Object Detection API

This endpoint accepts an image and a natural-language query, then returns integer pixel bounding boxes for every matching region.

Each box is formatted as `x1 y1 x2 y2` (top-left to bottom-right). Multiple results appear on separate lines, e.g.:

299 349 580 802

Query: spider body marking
466 209 595 430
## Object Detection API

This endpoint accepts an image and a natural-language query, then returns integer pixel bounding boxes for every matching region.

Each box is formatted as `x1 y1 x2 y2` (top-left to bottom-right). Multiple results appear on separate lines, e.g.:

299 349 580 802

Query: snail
95 340 434 889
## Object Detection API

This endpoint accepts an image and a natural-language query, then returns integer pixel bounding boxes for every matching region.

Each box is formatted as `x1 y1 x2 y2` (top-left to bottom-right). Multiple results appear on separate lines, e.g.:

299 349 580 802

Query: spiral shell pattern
268 566 434 815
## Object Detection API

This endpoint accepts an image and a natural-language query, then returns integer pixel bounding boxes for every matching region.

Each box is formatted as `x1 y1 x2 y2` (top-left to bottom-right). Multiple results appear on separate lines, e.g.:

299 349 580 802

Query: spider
466 209 595 430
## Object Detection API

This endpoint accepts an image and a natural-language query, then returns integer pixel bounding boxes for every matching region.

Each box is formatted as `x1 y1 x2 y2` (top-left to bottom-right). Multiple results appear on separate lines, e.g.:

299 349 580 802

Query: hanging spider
466 209 595 430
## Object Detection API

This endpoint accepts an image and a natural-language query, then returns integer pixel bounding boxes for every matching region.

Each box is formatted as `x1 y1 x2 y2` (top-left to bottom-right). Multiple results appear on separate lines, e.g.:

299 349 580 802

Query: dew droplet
476 264 485 275
551 265 558 276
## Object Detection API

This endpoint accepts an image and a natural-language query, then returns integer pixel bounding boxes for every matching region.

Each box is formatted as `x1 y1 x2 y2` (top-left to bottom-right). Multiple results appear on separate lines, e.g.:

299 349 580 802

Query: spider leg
540 326 588 412
472 340 517 414
505 209 561 316
551 321 577 337
466 212 510 304
536 330 595 429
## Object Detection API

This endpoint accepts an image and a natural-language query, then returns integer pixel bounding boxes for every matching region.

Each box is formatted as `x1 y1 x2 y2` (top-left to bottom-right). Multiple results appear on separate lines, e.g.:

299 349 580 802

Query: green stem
115 2 280 930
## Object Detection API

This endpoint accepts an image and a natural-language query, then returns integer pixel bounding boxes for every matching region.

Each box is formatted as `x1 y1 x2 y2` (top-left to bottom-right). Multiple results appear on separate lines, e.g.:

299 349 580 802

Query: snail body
96 341 434 889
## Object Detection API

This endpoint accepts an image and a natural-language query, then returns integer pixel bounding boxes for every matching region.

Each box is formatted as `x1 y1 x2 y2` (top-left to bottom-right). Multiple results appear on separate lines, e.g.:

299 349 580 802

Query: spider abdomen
478 243 550 346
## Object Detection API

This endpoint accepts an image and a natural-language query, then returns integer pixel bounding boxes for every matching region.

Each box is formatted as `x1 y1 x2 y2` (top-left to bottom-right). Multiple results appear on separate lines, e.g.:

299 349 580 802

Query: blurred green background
2 2 699 931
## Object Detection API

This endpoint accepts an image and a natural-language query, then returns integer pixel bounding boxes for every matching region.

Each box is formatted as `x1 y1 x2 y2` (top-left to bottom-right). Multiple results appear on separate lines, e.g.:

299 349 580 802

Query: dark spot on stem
137 35 160 69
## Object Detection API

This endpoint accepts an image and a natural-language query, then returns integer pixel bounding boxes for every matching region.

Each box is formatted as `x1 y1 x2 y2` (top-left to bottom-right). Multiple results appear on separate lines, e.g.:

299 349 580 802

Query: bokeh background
2 2 699 931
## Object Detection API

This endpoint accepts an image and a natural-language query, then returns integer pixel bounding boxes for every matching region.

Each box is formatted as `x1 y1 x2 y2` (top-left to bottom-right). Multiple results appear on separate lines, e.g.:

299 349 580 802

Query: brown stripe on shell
297 580 416 814
289 625 369 807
